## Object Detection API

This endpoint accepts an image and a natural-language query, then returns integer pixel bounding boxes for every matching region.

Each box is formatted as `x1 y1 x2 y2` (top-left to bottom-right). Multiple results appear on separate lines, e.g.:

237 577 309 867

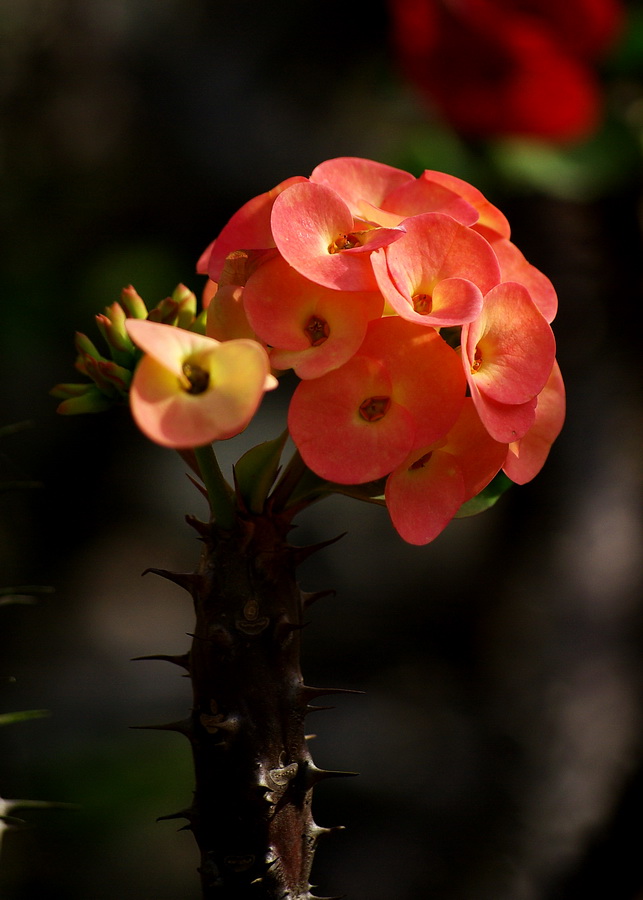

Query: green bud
55 386 115 415
120 285 148 319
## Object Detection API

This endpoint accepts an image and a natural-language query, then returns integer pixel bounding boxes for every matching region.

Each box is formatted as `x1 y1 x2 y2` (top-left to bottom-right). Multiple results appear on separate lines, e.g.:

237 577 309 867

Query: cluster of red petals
200 157 565 544
387 0 624 141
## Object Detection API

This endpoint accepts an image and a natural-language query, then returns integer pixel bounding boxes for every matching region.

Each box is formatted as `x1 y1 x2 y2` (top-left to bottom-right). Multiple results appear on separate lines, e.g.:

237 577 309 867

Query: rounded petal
386 448 465 545
419 170 511 239
204 175 307 281
469 385 537 444
243 254 383 379
380 172 479 226
126 318 213 379
372 212 499 326
503 360 566 484
126 320 275 448
271 181 401 291
310 156 414 216
491 238 558 323
288 354 416 484
464 282 556 405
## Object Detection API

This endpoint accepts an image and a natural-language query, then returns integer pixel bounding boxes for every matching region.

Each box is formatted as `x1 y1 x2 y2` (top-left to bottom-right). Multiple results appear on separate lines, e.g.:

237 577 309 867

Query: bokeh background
1 1 642 898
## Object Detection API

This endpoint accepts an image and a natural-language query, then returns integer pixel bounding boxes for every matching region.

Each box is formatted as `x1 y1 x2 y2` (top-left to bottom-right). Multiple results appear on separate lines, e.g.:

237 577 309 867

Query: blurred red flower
388 0 624 141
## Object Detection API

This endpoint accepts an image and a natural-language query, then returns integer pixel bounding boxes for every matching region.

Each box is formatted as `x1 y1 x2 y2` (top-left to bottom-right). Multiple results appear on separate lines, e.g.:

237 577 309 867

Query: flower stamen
182 362 210 394
304 315 330 347
412 293 433 315
328 233 362 254
359 396 390 422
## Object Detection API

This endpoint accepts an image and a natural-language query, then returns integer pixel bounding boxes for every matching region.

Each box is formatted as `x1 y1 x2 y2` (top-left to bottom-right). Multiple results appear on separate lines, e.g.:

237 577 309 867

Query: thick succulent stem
154 511 339 899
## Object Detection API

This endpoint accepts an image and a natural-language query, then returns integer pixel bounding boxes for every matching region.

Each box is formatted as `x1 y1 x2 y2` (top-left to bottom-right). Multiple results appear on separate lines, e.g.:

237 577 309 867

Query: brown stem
156 511 341 899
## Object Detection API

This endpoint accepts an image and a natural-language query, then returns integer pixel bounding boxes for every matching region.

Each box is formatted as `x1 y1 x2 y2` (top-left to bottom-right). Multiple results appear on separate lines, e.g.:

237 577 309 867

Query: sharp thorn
301 685 364 702
131 653 190 670
156 808 194 823
305 705 335 715
305 764 358 786
142 568 197 591
288 533 346 566
131 717 193 737
185 515 212 538
300 589 336 610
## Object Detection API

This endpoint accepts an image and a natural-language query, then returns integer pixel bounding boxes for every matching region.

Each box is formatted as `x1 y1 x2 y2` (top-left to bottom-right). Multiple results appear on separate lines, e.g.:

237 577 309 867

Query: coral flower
242 254 384 379
271 181 405 292
386 398 508 544
462 281 556 442
288 317 465 483
126 319 277 449
372 212 500 327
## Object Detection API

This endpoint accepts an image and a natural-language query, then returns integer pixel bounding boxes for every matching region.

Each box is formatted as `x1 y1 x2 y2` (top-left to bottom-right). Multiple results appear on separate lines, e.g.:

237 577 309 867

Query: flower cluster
195 157 565 543
387 0 623 141
54 157 564 544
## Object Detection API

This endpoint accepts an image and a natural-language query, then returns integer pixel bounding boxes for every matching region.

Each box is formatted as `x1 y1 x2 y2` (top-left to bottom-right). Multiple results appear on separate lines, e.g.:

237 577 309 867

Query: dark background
1 1 642 898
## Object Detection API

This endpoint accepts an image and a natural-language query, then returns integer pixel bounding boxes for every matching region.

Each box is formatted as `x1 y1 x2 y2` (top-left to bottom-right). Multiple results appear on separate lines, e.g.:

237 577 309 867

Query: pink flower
270 181 405 292
462 281 556 442
288 317 465 483
126 319 277 449
242 254 384 379
371 212 500 327
386 398 508 544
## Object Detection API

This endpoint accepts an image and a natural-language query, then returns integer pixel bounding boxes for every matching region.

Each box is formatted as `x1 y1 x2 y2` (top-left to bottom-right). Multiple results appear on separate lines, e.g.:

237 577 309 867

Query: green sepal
326 479 387 506
234 431 289 513
455 471 513 518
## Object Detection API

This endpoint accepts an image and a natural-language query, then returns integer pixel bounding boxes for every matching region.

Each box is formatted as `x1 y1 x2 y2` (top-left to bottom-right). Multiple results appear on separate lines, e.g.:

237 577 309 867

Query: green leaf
0 709 50 727
455 471 513 519
233 431 289 513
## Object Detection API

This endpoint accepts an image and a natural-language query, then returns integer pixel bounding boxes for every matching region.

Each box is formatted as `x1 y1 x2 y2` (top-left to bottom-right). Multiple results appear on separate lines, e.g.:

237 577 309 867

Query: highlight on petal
202 175 307 282
310 156 414 216
372 212 499 326
271 181 403 291
288 354 417 484
242 254 383 379
504 360 566 484
491 238 558 323
463 281 556 406
126 319 277 449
